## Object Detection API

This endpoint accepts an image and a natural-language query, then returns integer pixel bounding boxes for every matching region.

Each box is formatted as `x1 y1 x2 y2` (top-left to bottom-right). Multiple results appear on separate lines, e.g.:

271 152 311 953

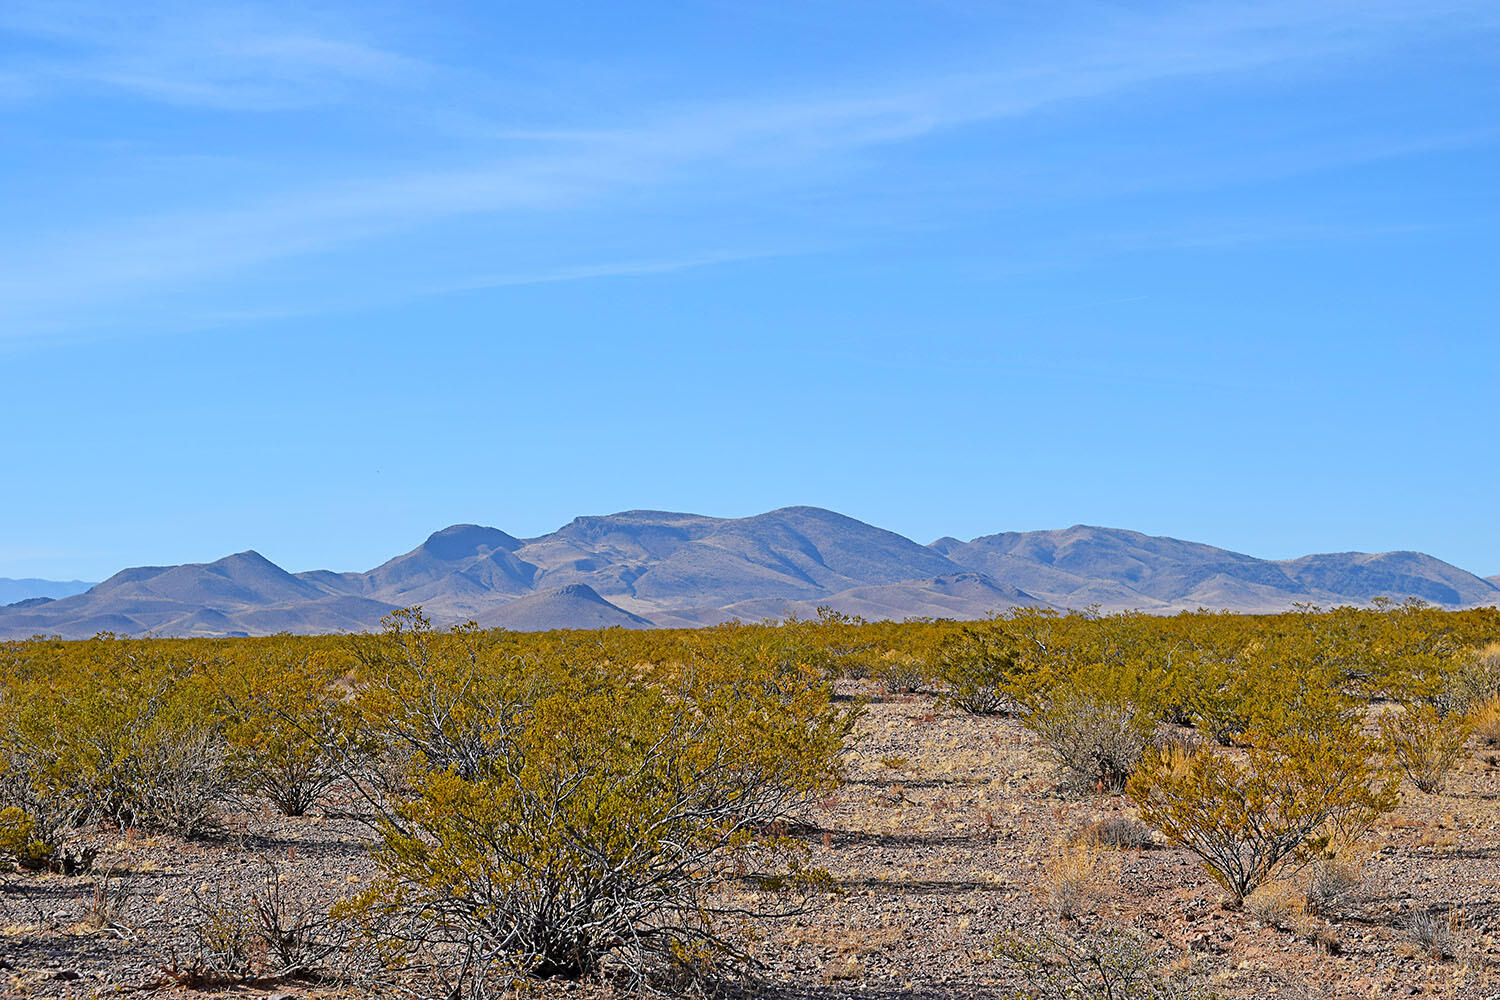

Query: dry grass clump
1244 881 1344 953
1243 882 1310 933
83 867 137 936
1076 816 1156 850
1470 696 1500 747
1405 908 1467 962
1038 839 1119 920
1303 852 1366 919
161 860 342 987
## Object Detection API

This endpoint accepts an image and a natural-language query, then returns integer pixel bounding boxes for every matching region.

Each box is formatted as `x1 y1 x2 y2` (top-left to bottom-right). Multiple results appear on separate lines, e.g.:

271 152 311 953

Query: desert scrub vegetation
1 602 1498 996
0 636 237 853
1038 839 1119 919
1020 661 1168 793
1076 816 1155 851
1377 701 1473 794
218 639 350 816
332 611 859 994
935 619 1031 715
878 650 928 694
1127 677 1397 906
1303 850 1368 919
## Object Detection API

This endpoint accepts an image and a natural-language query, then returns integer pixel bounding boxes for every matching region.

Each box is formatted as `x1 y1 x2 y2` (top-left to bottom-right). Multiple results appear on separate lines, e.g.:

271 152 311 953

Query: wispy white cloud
0 0 427 109
442 250 793 293
1 0 1495 339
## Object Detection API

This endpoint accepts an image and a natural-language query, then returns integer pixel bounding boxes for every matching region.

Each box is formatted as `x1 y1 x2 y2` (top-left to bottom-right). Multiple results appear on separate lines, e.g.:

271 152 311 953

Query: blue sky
3 0 1498 581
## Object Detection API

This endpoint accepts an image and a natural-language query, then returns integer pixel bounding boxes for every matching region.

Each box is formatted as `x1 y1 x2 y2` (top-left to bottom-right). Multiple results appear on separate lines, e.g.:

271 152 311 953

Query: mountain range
1 507 1496 638
0 578 95 606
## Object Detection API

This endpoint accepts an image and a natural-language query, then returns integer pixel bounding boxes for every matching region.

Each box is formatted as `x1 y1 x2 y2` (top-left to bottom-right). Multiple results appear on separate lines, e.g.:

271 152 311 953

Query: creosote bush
0 638 235 845
1435 642 1500 715
334 611 858 994
936 621 1028 715
1378 702 1472 794
1128 682 1396 906
0 601 1496 994
1022 664 1167 793
220 642 348 816
0 805 54 871
995 922 1212 1000
878 651 927 694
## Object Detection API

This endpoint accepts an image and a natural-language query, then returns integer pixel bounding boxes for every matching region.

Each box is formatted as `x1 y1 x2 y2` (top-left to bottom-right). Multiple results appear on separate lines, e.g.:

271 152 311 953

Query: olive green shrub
936 621 1029 715
1378 702 1472 794
1021 662 1169 793
335 611 856 994
0 637 235 842
220 641 348 816
1128 680 1396 906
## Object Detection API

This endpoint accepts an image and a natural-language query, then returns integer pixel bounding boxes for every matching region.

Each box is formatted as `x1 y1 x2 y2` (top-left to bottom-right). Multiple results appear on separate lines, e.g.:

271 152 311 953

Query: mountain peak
419 524 521 561
214 550 276 567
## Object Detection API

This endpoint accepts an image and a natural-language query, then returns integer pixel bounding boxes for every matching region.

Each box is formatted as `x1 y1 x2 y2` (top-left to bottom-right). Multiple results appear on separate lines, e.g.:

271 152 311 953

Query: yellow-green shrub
1378 702 1472 795
1022 662 1170 793
0 637 235 839
220 640 349 816
1128 710 1395 905
1436 642 1500 715
0 805 53 870
935 621 1029 715
336 611 855 988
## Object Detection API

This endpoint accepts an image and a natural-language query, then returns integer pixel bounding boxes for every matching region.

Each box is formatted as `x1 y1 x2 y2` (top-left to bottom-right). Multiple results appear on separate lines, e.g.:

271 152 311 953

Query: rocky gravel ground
4 683 1499 998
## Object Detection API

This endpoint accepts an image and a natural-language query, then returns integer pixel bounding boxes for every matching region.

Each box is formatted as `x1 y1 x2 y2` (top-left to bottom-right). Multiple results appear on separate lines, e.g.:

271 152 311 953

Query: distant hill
476 584 653 631
933 526 1500 613
0 578 96 606
1 510 1495 637
0 552 393 638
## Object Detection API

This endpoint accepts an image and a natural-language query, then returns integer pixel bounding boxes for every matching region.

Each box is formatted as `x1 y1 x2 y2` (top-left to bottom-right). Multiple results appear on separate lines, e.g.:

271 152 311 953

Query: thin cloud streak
0 0 428 110
443 250 800 294
1 0 1495 340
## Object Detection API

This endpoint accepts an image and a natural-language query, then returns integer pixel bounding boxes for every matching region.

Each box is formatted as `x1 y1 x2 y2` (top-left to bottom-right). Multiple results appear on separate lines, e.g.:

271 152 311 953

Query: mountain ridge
0 578 97 606
1 509 1494 637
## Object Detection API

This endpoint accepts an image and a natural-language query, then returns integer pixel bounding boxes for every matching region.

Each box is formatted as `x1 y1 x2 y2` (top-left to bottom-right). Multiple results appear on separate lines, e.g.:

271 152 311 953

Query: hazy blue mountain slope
476 584 654 631
1277 551 1498 607
516 507 964 608
0 578 96 605
1 510 1493 637
933 525 1499 612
